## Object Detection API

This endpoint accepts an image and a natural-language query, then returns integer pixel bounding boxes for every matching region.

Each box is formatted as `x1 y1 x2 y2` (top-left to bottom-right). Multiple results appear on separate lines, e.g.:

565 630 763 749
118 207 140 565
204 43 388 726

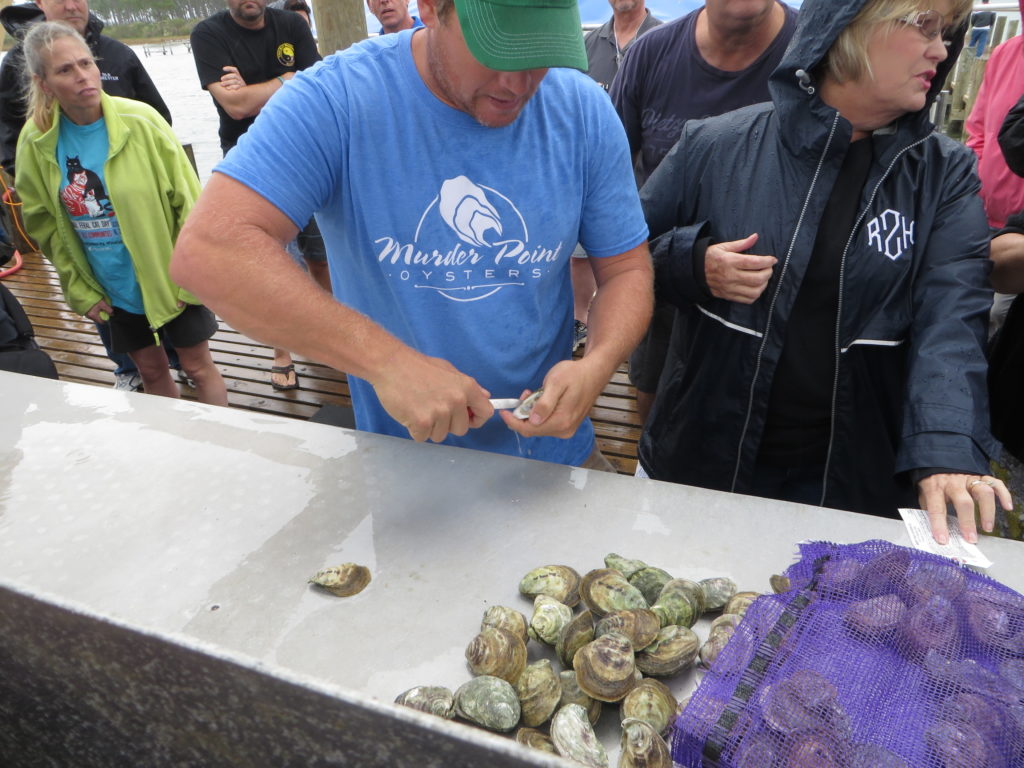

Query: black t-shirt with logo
191 8 321 152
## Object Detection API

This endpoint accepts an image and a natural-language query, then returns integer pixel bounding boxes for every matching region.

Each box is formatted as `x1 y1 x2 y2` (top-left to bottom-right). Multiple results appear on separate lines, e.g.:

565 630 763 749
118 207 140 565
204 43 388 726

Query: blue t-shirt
217 30 648 465
56 115 143 314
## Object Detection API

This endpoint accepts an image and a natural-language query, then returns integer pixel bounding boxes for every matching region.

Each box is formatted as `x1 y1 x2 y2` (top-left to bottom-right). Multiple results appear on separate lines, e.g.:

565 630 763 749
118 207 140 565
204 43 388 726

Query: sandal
270 363 299 391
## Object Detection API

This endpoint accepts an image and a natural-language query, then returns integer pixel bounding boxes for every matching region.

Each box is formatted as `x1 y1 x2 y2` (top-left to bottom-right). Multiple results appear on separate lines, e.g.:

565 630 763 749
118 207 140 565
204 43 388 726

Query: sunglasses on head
900 9 955 46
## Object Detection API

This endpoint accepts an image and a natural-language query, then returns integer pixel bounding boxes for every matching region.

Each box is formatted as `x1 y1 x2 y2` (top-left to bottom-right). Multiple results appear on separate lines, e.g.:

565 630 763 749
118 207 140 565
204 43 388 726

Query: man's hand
705 233 777 303
85 298 113 324
499 358 607 439
370 352 493 443
220 66 247 91
917 473 1013 544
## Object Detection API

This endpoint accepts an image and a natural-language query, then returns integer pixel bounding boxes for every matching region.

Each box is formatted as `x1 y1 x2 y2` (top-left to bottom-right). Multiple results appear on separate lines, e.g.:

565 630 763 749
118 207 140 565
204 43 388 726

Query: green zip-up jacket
16 92 201 330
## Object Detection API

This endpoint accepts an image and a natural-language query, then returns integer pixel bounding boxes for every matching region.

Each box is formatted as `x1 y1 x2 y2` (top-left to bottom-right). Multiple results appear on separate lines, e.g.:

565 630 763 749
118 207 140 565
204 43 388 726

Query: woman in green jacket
16 21 227 405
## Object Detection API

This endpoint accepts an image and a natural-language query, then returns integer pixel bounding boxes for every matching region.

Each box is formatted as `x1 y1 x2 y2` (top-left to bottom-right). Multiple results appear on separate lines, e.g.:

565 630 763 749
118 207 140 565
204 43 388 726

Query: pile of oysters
395 554 759 767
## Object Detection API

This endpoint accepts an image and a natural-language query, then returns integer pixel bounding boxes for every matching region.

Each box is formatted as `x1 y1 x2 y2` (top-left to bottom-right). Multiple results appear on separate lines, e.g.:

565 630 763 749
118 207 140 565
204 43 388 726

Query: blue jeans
969 27 990 58
95 320 180 375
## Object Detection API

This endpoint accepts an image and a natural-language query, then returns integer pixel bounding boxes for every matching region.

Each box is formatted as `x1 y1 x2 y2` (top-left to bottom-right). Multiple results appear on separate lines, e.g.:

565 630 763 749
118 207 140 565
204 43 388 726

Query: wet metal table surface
2 371 1023 764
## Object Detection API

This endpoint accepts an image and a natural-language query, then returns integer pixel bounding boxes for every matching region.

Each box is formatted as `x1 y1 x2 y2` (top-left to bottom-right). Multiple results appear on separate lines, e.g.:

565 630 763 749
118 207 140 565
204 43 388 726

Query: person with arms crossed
611 0 797 424
173 0 652 469
191 0 331 392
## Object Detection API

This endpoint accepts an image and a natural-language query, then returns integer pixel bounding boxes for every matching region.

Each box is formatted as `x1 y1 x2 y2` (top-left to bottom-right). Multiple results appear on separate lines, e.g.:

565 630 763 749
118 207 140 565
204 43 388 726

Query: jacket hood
769 0 967 145
1 5 105 41
1 3 43 38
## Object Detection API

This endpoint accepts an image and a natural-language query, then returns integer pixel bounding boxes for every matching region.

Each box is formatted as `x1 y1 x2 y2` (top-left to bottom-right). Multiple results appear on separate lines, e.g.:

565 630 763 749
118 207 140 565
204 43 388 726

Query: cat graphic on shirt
60 156 110 218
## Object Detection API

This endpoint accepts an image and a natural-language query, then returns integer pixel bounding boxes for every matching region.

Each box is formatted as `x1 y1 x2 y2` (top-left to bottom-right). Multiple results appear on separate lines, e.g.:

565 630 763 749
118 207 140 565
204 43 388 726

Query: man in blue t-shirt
368 0 423 34
173 0 652 470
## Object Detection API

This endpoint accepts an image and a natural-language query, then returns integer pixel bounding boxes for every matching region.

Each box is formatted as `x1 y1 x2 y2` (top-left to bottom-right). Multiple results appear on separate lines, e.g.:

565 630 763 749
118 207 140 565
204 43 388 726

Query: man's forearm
211 76 287 121
584 245 654 379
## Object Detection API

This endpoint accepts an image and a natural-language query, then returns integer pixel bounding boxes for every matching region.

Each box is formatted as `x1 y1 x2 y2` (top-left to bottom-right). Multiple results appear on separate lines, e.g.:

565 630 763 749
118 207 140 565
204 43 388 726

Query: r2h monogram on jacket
866 208 914 261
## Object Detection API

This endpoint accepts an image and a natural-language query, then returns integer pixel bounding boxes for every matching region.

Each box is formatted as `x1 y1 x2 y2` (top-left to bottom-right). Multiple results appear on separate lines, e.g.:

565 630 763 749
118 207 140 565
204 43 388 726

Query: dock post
312 0 368 56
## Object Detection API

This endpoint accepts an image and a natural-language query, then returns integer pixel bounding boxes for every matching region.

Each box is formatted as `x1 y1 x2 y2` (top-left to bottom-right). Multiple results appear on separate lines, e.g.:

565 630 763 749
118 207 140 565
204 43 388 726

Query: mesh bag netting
671 540 1024 767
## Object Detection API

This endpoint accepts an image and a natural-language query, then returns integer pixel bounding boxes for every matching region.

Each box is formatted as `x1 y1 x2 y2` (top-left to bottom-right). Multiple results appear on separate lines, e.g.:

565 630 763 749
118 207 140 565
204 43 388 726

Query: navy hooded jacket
638 0 1000 516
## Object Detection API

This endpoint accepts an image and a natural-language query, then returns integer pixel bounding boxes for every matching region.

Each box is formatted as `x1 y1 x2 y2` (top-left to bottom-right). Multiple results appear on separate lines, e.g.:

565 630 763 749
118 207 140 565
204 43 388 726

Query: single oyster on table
514 659 562 728
629 566 675 606
515 727 557 754
453 675 521 732
634 624 699 677
594 608 661 651
699 576 738 612
604 553 648 581
619 717 672 768
723 591 760 617
620 678 678 736
465 626 527 683
528 594 573 646
559 669 602 725
307 563 371 597
519 564 581 608
481 605 529 645
573 631 637 702
650 579 703 628
769 573 792 593
551 703 609 768
699 613 742 669
394 685 455 718
580 568 649 617
557 609 596 668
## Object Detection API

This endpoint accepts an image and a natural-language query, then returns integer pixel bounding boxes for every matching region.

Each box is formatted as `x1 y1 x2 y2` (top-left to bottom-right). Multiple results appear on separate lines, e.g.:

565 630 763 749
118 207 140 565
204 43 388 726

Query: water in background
131 42 222 185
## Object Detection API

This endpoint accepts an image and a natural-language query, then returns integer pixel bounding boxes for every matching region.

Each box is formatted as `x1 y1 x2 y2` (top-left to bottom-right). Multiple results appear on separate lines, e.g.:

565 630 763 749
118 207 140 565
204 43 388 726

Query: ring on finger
968 478 996 490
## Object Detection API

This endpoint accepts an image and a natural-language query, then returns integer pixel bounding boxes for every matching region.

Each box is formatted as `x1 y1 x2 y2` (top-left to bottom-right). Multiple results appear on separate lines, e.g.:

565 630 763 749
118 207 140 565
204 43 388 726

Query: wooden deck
2 250 642 474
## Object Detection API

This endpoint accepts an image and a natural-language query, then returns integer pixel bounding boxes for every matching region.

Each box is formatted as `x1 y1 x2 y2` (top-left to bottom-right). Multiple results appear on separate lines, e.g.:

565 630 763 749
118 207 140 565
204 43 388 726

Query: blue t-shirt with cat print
216 31 648 466
57 115 144 315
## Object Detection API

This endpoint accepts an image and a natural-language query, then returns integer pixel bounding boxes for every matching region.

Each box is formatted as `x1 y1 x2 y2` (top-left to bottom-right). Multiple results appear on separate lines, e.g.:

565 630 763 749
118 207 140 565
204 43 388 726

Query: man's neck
696 1 785 72
612 6 648 49
384 15 414 33
229 11 266 31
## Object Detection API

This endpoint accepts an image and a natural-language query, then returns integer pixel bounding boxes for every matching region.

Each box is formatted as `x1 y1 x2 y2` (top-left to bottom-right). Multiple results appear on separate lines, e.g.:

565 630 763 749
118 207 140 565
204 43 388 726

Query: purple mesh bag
671 540 1024 767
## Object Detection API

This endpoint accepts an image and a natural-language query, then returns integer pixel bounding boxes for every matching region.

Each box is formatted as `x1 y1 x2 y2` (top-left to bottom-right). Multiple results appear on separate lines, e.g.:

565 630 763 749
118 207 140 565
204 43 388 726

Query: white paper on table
898 508 994 568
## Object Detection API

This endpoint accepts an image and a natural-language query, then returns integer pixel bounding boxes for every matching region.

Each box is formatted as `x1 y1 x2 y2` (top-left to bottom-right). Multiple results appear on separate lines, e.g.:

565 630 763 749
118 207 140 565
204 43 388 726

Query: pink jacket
966 34 1024 229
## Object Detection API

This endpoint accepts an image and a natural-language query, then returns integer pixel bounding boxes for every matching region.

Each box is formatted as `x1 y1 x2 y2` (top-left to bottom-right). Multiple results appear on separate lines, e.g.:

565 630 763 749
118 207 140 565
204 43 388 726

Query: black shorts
107 304 218 355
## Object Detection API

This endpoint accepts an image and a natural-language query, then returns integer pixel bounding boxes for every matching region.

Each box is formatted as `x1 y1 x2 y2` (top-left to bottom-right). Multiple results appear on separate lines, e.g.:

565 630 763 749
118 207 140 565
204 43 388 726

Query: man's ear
418 0 439 26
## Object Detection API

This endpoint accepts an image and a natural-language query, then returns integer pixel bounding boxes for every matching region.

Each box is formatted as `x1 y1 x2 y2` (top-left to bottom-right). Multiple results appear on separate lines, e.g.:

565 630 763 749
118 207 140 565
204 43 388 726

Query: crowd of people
0 0 1021 546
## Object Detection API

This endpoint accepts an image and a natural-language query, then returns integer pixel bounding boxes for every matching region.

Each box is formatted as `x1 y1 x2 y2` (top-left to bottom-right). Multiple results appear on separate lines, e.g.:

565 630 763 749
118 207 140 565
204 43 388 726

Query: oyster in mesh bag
784 730 850 768
604 553 648 580
848 743 910 768
1000 658 1024 695
465 626 527 683
519 564 581 608
620 678 678 736
514 659 562 728
635 624 699 677
528 594 573 646
594 608 661 651
550 703 609 767
619 717 672 768
580 568 649 617
760 669 850 741
964 583 1024 653
923 652 1021 703
453 675 521 732
924 720 1002 768
481 605 529 645
730 732 783 767
859 549 911 597
629 566 675 605
573 631 637 702
307 563 371 597
903 559 967 604
394 685 455 719
898 594 958 660
843 593 907 641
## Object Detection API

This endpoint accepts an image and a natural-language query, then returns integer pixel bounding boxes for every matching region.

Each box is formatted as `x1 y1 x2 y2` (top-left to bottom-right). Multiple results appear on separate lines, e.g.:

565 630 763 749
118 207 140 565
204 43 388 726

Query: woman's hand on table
917 472 1012 545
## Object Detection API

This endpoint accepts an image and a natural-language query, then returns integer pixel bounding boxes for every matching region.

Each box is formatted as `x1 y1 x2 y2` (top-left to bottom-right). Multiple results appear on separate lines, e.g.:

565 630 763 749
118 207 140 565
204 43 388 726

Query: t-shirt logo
866 208 915 261
277 43 295 67
374 175 563 303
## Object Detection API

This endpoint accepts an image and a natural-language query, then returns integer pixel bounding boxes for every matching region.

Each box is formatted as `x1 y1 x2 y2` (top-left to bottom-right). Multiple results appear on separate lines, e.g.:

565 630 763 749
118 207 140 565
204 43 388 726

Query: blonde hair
822 0 972 83
21 21 93 132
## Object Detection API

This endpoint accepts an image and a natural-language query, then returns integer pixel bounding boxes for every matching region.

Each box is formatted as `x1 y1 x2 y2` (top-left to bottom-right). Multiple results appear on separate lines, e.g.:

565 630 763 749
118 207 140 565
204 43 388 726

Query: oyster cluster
395 554 749 767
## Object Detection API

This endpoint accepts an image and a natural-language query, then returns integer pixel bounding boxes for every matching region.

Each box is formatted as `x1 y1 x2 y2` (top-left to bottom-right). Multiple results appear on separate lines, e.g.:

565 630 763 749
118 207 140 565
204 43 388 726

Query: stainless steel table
2 371 1021 766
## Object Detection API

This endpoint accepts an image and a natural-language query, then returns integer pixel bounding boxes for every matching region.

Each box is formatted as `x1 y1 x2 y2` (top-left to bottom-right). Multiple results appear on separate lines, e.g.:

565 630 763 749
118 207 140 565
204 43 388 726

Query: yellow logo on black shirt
277 43 295 67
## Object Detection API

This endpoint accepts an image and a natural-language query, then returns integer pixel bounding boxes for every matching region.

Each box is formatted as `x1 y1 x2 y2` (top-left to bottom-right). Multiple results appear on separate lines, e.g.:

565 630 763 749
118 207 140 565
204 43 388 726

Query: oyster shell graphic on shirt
439 175 503 247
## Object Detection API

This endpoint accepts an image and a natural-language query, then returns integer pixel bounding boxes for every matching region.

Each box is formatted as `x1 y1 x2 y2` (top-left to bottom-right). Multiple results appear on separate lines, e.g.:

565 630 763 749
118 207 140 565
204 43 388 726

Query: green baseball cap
455 0 588 72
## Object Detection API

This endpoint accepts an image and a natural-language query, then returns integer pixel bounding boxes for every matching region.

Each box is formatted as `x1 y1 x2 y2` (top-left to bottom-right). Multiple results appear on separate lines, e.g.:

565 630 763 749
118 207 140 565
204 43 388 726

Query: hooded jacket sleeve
896 152 1001 475
120 46 172 126
0 48 26 177
999 94 1024 178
